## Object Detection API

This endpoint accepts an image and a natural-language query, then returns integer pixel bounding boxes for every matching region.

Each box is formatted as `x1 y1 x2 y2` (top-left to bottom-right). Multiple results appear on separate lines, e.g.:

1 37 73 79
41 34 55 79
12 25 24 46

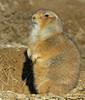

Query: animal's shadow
22 50 38 94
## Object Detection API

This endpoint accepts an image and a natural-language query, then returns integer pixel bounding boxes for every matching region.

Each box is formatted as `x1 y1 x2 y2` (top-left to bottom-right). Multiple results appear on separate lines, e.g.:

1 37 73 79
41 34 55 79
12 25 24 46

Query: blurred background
0 0 85 96
0 0 85 45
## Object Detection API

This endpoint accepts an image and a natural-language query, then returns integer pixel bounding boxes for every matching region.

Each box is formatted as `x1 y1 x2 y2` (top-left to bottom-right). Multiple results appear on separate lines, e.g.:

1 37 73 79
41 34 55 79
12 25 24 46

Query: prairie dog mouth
32 21 37 25
32 17 38 24
32 21 38 28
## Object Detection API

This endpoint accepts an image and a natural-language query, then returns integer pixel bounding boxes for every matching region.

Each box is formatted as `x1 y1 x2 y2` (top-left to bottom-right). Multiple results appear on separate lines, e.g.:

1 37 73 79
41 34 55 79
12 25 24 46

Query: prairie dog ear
55 15 64 33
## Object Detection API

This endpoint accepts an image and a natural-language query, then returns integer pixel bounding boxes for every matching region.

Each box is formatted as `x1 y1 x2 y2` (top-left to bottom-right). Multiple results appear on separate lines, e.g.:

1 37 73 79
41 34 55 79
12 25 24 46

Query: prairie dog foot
38 79 50 94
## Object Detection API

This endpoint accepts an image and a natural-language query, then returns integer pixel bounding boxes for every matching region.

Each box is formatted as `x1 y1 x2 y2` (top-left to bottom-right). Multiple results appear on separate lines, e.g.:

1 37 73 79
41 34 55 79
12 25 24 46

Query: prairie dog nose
32 15 36 20
32 14 36 20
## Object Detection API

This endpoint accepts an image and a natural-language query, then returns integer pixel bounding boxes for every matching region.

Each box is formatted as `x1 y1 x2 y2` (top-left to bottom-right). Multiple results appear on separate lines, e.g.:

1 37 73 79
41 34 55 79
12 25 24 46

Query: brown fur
27 9 80 96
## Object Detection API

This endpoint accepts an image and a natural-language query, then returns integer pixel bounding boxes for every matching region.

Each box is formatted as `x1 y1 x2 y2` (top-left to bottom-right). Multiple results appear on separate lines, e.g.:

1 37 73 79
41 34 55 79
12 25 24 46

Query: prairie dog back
27 9 80 96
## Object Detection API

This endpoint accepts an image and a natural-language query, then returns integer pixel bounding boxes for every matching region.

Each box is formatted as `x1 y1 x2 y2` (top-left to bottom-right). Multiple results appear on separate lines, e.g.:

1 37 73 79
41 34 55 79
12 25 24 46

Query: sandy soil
0 48 29 94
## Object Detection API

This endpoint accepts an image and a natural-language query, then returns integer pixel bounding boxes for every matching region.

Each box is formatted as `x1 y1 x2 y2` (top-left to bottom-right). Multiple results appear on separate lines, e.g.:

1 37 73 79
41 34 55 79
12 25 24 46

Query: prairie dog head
32 9 63 33
31 9 63 41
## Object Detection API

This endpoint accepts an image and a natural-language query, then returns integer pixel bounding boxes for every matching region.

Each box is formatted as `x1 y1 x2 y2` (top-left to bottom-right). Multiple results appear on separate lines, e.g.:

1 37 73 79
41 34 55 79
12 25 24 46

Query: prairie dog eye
44 14 49 17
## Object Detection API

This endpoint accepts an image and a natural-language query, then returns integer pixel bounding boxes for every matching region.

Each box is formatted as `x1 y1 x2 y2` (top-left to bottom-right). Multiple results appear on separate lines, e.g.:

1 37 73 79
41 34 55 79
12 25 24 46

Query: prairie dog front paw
27 49 41 63
27 48 32 58
32 54 41 63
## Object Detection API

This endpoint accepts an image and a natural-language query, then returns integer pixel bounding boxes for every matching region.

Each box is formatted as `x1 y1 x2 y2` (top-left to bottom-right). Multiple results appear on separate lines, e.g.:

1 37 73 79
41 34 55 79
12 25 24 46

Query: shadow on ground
22 50 38 94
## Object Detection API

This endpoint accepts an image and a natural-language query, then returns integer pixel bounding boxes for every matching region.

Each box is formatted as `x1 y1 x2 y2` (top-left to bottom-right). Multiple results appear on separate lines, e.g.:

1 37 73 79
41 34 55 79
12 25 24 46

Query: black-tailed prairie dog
27 9 80 96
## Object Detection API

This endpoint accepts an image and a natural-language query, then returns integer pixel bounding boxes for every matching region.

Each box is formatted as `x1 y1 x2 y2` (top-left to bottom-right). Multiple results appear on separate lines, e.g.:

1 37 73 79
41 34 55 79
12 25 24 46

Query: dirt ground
0 0 85 99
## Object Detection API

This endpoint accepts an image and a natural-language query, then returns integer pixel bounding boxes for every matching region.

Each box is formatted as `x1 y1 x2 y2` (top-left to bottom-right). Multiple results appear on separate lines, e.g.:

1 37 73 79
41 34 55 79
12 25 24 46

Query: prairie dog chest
31 37 58 57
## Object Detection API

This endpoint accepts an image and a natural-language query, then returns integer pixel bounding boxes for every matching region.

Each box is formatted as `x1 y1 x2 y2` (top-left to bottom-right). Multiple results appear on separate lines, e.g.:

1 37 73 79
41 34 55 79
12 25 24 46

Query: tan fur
27 9 80 96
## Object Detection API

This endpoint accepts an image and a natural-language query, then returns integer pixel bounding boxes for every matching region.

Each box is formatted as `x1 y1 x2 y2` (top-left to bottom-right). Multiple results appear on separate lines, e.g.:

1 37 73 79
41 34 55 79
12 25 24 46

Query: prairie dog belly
32 41 80 96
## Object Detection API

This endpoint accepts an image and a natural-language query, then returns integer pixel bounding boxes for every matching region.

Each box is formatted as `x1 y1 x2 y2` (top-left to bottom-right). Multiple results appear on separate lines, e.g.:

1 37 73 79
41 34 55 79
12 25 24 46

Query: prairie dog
27 9 80 96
